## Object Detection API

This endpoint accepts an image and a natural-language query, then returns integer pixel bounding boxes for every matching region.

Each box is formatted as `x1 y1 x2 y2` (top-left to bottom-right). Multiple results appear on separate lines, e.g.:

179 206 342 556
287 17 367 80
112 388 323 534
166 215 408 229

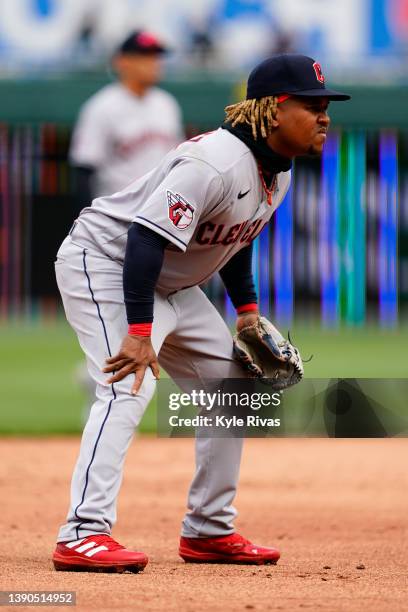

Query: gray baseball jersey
73 127 291 292
70 83 183 197
55 126 291 544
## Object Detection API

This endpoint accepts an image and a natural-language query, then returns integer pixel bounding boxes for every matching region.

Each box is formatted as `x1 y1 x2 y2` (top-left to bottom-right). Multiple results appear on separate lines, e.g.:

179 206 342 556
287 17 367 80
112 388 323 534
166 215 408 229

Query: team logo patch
167 190 195 230
313 62 325 83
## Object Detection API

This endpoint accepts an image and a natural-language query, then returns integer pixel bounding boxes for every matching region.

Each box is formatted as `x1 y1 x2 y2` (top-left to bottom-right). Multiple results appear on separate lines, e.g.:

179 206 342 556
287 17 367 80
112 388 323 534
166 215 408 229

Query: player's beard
307 144 323 156
307 131 327 156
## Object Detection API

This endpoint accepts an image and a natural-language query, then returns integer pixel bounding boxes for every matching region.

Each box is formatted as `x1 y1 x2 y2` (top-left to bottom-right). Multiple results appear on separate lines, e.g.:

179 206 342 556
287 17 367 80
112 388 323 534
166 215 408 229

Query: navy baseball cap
246 54 350 101
117 30 168 55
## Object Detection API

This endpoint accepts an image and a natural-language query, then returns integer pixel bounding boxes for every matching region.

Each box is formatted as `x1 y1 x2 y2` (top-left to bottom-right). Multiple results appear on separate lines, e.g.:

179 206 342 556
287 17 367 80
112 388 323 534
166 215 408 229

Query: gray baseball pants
55 236 245 543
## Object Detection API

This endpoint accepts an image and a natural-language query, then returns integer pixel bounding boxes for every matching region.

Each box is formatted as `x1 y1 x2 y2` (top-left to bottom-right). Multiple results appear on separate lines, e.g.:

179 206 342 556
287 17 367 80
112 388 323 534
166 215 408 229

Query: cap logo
136 32 158 47
313 62 325 83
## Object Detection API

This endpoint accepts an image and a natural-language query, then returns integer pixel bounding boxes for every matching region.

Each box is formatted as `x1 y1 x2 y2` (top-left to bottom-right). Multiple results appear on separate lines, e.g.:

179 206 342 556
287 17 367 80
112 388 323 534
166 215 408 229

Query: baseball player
52 54 350 573
70 30 183 413
70 30 183 206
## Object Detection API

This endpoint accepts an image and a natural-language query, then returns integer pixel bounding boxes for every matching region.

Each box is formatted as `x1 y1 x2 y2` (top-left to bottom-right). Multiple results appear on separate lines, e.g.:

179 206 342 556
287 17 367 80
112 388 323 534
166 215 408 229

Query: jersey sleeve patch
167 190 195 230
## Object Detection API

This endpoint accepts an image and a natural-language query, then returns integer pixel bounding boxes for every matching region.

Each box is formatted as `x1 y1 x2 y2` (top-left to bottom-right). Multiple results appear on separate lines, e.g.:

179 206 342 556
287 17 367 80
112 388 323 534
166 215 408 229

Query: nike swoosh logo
237 189 250 199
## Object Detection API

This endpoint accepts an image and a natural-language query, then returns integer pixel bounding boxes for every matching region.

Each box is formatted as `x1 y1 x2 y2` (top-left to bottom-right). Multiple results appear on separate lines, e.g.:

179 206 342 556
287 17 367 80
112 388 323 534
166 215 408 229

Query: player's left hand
236 310 260 333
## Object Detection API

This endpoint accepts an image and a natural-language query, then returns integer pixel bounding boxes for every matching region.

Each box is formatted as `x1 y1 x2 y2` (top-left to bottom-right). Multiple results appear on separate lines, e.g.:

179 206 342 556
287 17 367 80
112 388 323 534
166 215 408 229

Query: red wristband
128 323 152 337
236 303 259 315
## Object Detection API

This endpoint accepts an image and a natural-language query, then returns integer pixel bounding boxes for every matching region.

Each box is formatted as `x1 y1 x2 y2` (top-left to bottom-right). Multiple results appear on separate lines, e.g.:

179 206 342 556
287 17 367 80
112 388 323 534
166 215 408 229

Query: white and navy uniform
55 127 291 542
70 83 183 197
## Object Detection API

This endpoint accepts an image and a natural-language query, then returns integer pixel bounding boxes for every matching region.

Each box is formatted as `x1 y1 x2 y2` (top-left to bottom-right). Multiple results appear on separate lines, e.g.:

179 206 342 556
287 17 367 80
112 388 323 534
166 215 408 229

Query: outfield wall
0 77 406 325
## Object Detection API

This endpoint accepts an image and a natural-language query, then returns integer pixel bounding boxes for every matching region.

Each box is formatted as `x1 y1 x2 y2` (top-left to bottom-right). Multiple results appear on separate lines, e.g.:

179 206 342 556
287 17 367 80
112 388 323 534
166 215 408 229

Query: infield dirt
1 437 407 611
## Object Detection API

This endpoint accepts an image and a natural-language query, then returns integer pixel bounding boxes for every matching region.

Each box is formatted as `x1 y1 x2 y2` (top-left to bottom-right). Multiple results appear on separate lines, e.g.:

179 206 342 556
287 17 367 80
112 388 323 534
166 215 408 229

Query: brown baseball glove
233 316 304 390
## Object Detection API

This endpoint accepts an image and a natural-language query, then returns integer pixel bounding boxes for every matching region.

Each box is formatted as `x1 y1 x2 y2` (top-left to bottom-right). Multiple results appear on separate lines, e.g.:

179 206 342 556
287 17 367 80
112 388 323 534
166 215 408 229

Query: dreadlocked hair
224 96 278 140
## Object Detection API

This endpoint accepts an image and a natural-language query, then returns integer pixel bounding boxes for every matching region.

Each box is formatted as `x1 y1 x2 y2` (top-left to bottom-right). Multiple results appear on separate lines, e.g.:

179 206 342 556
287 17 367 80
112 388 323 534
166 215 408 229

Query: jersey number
188 130 215 142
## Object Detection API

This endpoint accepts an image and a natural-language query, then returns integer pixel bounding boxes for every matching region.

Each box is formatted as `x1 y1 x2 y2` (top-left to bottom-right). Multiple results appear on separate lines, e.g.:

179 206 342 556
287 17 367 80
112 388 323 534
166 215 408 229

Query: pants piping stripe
74 249 117 539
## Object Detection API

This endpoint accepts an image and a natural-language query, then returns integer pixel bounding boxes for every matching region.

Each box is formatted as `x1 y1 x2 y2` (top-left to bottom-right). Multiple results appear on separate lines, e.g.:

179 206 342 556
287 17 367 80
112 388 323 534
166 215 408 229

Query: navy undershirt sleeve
123 222 169 324
219 243 258 309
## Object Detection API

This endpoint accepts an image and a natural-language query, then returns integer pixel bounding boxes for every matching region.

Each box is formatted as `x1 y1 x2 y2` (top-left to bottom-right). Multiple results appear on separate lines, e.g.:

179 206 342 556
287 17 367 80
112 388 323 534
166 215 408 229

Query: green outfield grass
0 321 407 434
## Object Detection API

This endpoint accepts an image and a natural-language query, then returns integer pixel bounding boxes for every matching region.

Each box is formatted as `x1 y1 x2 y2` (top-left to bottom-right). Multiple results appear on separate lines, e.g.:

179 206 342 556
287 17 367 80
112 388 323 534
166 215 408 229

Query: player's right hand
103 335 160 396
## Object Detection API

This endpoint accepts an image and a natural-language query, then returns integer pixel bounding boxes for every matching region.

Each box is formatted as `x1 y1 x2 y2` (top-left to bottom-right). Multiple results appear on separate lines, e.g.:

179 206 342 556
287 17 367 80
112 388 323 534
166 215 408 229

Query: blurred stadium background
0 0 407 433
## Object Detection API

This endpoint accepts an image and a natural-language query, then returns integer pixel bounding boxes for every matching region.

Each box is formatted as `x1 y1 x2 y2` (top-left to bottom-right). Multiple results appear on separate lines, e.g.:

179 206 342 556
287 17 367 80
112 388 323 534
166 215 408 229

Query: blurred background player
69 30 184 413
70 29 184 214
